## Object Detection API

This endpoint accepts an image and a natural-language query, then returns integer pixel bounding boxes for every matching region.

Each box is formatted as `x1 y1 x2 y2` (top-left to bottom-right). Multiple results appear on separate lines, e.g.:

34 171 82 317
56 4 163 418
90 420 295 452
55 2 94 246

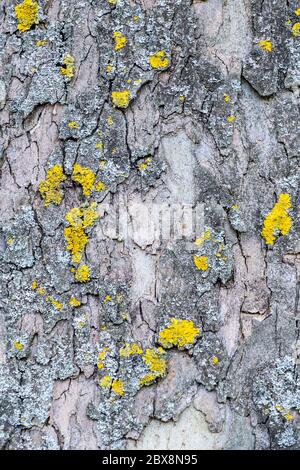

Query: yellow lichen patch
111 90 130 108
119 343 143 357
179 95 185 102
142 347 166 377
193 255 209 271
133 15 139 22
95 141 103 150
283 411 294 421
31 280 37 290
14 341 23 351
106 115 113 126
72 163 96 196
231 204 239 210
14 0 39 33
7 237 14 246
64 203 98 264
106 64 113 73
69 297 81 307
158 318 200 349
138 157 152 172
140 373 155 387
38 287 46 296
258 40 273 52
60 54 75 79
292 22 300 36
211 356 219 365
113 31 127 51
261 193 292 245
36 39 47 47
64 223 87 264
51 299 62 310
108 0 117 4
99 375 112 388
95 181 106 192
97 348 109 369
224 93 230 103
104 295 111 302
149 50 169 70
68 121 80 129
195 229 211 247
111 379 124 396
38 164 66 207
227 115 236 123
295 8 300 15
75 265 90 283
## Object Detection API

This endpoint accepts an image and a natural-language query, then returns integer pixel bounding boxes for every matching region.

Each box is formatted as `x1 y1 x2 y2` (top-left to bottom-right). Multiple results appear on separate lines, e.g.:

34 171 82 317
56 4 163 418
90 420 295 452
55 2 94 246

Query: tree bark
0 0 300 450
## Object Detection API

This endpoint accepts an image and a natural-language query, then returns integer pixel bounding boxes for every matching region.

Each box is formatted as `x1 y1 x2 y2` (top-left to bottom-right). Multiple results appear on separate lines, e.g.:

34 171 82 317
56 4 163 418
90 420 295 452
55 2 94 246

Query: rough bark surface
0 0 300 450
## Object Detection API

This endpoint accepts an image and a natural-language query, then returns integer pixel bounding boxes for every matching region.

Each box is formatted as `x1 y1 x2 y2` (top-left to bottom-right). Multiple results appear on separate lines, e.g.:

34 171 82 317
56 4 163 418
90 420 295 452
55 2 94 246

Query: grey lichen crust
0 0 300 450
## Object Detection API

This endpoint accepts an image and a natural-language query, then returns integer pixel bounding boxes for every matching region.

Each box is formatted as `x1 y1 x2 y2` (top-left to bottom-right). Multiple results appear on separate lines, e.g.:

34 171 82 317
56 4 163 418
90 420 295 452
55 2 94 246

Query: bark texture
0 0 300 450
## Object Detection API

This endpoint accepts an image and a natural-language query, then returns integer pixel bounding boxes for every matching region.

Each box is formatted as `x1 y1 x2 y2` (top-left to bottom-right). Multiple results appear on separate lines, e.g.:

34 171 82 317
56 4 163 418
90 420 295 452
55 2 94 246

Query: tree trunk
0 0 300 450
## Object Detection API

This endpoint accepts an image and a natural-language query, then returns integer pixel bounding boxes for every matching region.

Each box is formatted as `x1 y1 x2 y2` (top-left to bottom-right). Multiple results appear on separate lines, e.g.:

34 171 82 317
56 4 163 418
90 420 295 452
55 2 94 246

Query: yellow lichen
69 297 81 307
133 15 139 22
106 115 113 126
179 95 185 102
149 51 169 70
258 40 273 52
111 90 130 108
211 356 219 365
224 93 230 103
14 341 23 351
195 229 211 247
95 181 106 192
142 347 166 377
140 373 155 387
72 163 96 196
31 280 37 290
36 39 47 47
113 31 127 51
75 265 90 283
227 115 236 123
111 379 124 396
106 64 113 73
193 255 209 271
51 299 62 310
95 141 103 150
108 0 117 4
283 411 294 421
68 121 80 129
261 193 292 245
158 318 200 349
138 157 152 172
295 8 300 15
64 203 98 264
60 54 75 79
99 375 111 388
38 287 45 296
97 348 109 369
104 295 111 302
119 343 143 357
38 164 66 207
292 22 300 36
14 0 39 33
7 237 14 246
